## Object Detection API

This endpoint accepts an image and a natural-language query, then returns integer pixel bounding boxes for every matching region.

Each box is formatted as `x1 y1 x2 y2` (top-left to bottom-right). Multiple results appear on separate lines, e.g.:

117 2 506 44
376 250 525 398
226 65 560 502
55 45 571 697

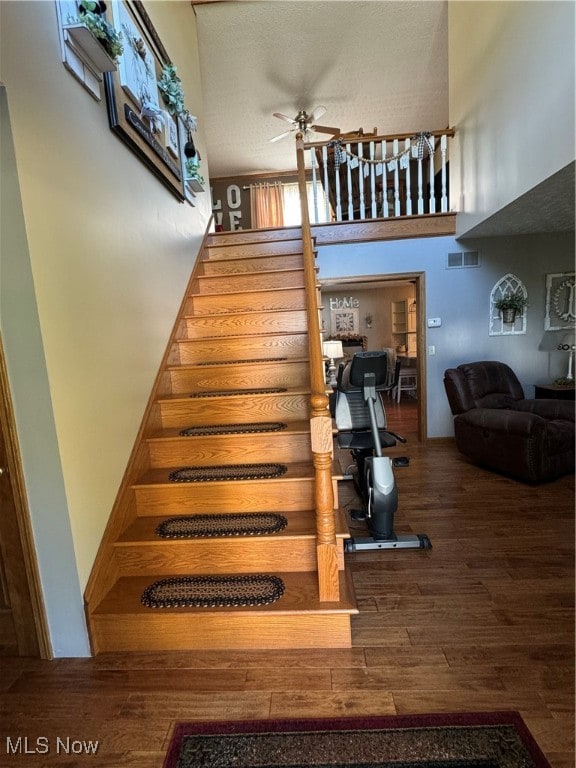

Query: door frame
320 271 427 441
0 335 51 657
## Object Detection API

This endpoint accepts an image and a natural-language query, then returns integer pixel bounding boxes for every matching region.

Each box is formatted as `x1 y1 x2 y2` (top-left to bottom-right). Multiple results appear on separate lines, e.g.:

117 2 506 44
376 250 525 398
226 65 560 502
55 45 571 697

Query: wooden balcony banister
303 126 455 149
296 132 340 603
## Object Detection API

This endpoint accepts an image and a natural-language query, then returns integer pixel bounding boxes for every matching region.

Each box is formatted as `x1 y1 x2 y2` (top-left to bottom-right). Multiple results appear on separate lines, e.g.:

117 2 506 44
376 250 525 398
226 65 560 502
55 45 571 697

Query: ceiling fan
270 106 341 142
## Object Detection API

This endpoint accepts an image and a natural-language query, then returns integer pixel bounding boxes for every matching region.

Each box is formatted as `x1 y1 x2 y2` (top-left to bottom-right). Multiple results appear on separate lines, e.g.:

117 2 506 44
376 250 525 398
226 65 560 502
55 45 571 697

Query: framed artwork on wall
331 309 359 335
104 0 185 201
544 272 576 331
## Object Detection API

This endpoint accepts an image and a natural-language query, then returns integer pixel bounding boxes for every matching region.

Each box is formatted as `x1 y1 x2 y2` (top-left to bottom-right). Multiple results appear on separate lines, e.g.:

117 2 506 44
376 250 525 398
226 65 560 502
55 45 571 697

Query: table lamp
557 331 576 381
322 340 344 386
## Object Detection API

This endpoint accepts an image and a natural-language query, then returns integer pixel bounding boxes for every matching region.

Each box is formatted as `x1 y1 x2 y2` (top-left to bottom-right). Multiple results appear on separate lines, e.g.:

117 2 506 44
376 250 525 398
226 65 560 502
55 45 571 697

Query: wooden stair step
189 286 307 315
195 268 305 295
182 309 308 339
205 238 303 259
113 510 350 575
167 358 311 394
131 461 343 516
89 570 357 651
174 333 309 364
157 389 311 428
200 253 303 276
146 420 313 467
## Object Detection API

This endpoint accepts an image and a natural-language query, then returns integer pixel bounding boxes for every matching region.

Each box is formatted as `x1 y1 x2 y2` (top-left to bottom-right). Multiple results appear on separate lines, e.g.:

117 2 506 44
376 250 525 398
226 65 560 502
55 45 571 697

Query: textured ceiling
194 1 449 178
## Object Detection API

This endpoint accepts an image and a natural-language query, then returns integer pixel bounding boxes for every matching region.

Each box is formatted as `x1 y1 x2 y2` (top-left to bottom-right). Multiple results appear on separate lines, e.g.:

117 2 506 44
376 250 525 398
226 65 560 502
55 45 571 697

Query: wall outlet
427 317 442 327
428 345 436 356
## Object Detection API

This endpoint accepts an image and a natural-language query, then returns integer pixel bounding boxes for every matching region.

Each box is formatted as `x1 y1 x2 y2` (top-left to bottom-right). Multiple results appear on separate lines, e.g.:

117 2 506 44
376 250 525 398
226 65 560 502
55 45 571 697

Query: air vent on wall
447 251 480 269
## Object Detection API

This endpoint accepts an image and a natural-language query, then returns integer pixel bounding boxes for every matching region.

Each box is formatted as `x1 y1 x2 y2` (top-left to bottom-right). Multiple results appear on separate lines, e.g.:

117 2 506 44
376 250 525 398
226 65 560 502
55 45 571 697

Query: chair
444 361 575 483
393 365 418 403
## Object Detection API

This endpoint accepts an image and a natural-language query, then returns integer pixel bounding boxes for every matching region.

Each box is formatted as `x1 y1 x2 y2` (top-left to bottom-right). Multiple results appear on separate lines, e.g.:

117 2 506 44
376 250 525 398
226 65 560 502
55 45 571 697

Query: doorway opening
319 272 426 442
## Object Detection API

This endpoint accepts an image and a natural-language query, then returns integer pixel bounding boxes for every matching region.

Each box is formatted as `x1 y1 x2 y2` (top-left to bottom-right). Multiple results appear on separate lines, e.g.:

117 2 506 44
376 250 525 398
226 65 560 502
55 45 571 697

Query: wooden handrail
303 126 456 149
296 133 340 602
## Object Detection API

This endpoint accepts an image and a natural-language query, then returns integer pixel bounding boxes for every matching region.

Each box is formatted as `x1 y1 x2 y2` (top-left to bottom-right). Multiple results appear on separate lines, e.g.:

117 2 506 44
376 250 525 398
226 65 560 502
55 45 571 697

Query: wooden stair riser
147 431 313 468
205 239 303 259
168 360 311 394
188 287 307 315
132 478 316 515
200 254 303 276
195 269 305 295
114 538 345 576
158 393 310 429
175 333 309 364
89 612 352 652
183 310 308 339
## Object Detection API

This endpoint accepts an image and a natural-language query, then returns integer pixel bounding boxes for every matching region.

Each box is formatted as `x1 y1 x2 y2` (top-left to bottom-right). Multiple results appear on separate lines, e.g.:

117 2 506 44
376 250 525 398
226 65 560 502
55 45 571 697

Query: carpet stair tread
167 357 310 372
157 386 311 402
147 420 311 441
118 509 350 543
133 461 344 487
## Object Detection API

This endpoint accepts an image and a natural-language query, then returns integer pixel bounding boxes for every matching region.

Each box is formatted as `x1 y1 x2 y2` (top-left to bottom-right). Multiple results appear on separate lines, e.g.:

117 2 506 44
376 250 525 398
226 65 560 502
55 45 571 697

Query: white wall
0 1 210 655
317 232 575 437
449 1 575 235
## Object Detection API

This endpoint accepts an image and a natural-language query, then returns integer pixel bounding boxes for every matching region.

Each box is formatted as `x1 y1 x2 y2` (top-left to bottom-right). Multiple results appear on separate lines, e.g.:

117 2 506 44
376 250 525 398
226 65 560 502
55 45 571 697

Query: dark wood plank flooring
0 398 573 768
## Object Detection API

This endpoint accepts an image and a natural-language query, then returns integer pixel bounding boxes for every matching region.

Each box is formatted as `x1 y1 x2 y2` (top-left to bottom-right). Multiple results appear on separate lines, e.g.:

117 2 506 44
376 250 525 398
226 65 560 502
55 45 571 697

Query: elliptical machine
335 351 431 553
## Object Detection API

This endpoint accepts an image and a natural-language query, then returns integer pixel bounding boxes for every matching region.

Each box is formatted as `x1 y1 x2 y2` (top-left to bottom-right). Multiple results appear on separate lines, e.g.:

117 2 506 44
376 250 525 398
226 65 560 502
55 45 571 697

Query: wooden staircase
84 225 357 653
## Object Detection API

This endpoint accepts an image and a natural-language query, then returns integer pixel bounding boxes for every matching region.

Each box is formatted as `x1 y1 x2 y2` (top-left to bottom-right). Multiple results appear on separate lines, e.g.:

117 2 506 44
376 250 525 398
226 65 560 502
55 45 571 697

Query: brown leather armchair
444 361 575 483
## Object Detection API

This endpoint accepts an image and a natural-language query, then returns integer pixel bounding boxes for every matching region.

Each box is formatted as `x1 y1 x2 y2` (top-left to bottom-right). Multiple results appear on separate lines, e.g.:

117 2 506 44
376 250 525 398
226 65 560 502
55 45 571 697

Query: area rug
163 713 550 768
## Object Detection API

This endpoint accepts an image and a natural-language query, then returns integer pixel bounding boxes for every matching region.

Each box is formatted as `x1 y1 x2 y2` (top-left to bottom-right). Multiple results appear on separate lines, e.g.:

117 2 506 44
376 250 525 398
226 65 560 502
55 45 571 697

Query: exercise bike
334 351 432 553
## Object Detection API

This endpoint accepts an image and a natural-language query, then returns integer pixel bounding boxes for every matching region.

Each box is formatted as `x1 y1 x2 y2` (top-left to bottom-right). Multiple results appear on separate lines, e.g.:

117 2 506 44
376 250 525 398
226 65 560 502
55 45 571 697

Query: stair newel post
296 133 340 602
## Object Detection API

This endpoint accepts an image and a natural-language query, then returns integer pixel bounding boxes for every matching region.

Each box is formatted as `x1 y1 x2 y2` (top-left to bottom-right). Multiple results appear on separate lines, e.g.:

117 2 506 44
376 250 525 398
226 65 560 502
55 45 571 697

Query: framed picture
544 272 576 331
331 309 359 335
104 0 184 201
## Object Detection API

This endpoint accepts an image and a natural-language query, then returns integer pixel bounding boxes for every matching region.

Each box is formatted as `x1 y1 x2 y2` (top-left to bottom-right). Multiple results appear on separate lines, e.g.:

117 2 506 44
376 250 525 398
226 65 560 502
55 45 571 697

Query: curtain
249 182 285 229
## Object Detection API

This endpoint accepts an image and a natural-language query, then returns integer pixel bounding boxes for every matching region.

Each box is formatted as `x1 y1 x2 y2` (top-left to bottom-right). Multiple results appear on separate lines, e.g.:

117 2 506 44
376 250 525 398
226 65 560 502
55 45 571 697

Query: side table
534 383 575 401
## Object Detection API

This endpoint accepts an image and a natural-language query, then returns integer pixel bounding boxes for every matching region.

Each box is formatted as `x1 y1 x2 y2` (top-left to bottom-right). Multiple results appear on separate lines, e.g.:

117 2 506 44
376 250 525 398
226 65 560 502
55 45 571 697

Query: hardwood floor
0 424 573 768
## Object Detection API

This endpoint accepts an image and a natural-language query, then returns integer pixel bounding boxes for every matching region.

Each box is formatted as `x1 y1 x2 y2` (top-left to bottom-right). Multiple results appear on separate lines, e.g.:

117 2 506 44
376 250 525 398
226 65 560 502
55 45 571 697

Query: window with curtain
249 182 285 229
282 182 332 225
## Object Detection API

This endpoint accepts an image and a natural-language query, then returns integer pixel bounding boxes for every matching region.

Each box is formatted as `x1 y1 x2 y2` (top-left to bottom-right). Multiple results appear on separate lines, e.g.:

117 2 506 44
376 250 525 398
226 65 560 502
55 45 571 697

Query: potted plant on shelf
494 292 527 323
66 1 123 69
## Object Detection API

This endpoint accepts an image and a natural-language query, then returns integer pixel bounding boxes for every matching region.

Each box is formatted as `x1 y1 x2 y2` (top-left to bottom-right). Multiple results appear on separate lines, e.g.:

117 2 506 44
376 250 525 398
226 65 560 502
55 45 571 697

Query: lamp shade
322 340 344 359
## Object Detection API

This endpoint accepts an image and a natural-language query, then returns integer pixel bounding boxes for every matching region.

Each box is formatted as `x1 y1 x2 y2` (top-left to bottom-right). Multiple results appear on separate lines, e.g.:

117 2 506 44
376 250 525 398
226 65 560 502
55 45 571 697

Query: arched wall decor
489 273 527 336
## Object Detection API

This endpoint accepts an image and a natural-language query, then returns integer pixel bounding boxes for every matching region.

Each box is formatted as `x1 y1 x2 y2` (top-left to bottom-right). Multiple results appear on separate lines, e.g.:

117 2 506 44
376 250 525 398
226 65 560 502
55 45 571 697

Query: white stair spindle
429 138 436 213
334 147 343 222
404 137 412 216
346 143 354 220
417 154 424 214
369 141 377 219
310 145 319 224
393 138 400 217
322 145 331 221
382 140 389 217
440 134 448 212
357 141 365 220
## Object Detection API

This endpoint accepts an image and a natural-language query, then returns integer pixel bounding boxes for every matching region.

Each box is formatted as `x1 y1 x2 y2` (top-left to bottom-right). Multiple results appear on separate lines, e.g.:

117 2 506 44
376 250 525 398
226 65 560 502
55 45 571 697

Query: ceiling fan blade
269 128 295 143
273 112 297 125
310 124 341 136
309 105 327 122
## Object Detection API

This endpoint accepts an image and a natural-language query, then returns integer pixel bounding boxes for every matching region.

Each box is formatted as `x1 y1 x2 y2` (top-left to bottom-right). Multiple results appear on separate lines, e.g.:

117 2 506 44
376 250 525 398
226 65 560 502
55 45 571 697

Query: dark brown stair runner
155 513 289 538
141 574 286 608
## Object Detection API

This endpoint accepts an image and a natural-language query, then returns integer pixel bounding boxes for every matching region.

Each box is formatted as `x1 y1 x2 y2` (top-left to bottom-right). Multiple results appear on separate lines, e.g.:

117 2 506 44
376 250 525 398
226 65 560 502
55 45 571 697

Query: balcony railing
302 128 455 225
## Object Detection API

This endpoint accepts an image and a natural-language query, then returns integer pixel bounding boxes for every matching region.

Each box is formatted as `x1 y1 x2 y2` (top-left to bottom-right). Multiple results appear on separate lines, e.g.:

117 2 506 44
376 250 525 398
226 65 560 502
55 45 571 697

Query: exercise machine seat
444 361 575 484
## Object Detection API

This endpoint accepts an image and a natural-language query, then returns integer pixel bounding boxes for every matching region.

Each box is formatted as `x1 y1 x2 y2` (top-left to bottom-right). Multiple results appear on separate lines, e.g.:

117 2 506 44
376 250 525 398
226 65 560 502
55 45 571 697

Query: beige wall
448 1 575 235
0 0 210 618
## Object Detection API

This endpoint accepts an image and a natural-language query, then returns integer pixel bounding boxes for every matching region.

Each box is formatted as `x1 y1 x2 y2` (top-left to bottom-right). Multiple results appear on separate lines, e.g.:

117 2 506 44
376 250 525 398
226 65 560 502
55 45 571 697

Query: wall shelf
63 23 118 75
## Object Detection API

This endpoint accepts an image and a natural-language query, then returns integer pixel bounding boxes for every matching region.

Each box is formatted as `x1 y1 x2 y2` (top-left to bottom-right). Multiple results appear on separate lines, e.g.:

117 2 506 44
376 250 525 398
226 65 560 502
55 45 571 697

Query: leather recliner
443 361 575 483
